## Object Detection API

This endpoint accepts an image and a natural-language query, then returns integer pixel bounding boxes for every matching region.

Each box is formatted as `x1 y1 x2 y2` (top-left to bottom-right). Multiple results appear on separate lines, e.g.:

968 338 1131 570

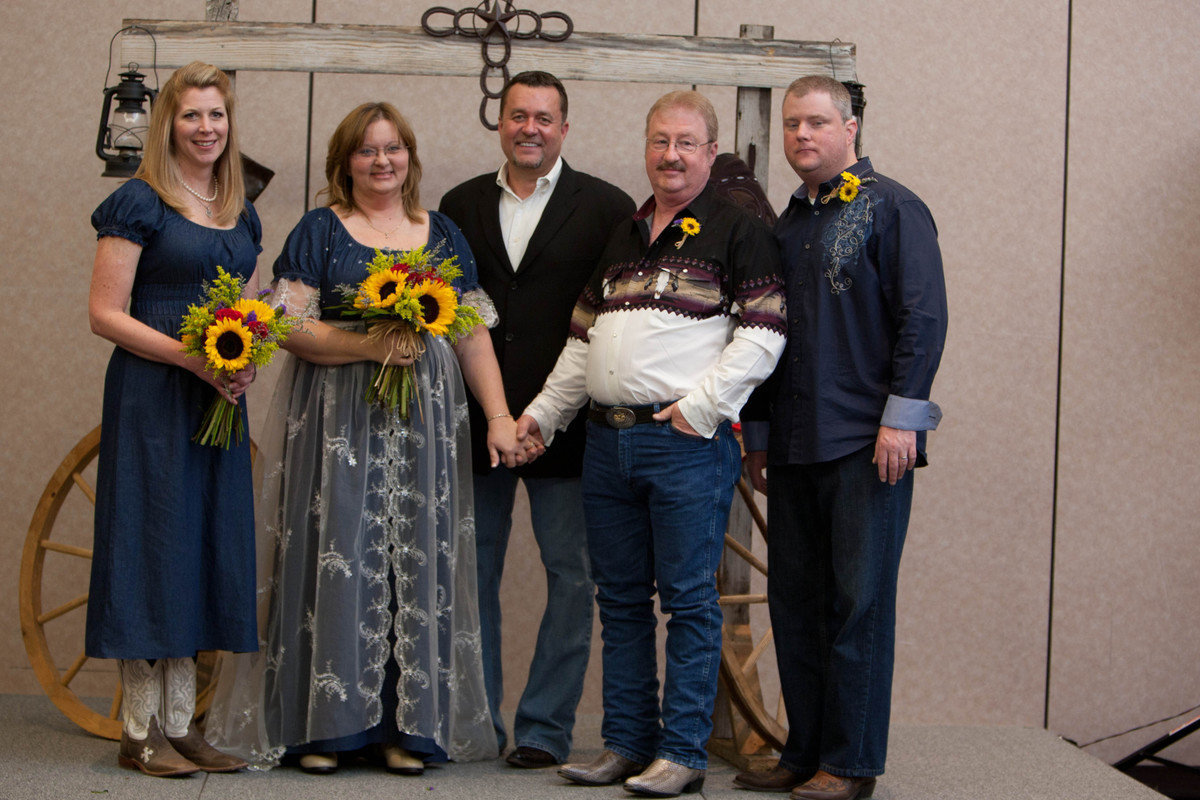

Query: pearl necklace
181 177 219 217
360 211 405 239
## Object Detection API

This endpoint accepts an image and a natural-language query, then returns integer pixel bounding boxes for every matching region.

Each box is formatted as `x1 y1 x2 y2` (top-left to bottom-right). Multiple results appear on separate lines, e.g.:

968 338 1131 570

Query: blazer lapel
516 162 581 273
475 179 513 272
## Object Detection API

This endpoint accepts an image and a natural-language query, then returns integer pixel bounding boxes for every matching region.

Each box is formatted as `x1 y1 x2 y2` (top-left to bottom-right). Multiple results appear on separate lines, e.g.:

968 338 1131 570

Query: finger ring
899 455 909 460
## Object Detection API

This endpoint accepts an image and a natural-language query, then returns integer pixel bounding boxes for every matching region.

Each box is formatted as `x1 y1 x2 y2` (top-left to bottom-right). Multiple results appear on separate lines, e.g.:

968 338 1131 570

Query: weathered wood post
734 24 774 193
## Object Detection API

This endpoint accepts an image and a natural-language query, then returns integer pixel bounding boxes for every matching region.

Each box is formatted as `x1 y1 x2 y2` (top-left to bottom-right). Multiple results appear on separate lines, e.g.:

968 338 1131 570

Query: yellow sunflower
838 183 859 202
679 217 701 236
233 297 276 323
360 269 407 309
409 279 459 337
205 317 253 372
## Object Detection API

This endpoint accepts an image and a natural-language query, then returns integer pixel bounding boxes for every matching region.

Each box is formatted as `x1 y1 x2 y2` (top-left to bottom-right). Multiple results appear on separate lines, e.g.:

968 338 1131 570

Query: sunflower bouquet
336 245 483 418
179 266 299 448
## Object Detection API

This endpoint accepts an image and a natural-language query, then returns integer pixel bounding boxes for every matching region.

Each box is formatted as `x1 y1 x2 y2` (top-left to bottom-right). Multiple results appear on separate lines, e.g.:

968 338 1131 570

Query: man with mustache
440 71 634 771
517 90 786 797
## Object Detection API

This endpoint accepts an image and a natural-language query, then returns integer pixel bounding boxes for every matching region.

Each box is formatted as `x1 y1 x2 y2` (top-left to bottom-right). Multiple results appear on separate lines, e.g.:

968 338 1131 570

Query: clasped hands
486 413 547 469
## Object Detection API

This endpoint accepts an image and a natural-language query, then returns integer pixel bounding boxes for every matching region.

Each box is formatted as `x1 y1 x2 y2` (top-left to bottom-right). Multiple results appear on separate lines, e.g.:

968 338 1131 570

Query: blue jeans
768 444 913 778
581 419 740 770
473 468 594 761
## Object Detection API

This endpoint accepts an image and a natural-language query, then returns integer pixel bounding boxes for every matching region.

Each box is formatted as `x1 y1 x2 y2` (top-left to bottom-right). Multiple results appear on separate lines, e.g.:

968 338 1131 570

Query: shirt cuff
881 394 942 431
741 421 769 452
524 405 559 448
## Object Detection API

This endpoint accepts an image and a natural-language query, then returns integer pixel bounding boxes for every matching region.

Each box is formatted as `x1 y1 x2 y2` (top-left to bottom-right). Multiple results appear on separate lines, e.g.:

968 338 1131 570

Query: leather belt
588 402 661 429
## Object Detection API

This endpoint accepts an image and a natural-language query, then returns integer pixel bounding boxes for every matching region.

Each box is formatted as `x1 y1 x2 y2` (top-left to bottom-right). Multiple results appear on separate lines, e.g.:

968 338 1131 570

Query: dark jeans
473 468 593 761
769 444 913 778
582 419 740 769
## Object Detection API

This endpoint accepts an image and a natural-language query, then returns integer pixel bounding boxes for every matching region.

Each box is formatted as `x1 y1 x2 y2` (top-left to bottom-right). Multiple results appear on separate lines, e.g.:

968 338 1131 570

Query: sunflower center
216 330 246 360
418 294 441 323
379 281 399 299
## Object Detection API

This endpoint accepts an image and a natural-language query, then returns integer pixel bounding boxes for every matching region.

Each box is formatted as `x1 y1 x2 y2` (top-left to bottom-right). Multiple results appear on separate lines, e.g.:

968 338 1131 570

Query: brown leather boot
167 721 248 772
118 716 199 777
790 771 877 800
733 763 809 792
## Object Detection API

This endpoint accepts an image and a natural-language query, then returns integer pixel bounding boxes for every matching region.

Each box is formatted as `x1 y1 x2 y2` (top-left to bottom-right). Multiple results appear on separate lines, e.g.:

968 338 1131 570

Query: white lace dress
205 208 498 766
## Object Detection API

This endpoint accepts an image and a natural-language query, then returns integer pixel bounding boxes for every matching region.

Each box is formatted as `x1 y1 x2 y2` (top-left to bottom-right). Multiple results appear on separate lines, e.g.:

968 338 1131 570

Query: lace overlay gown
206 209 498 766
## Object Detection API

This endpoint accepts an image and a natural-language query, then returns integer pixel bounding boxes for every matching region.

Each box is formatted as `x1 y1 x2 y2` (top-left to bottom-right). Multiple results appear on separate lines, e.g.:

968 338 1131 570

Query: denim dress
85 178 261 660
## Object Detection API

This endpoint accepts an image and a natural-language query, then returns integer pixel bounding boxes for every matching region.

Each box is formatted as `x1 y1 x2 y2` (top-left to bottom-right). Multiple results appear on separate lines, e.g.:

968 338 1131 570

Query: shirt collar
634 183 717 227
793 156 875 202
495 156 564 200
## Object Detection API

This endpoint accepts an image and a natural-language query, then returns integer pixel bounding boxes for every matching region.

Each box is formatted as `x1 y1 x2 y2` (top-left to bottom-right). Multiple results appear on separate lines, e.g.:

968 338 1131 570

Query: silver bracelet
486 412 512 421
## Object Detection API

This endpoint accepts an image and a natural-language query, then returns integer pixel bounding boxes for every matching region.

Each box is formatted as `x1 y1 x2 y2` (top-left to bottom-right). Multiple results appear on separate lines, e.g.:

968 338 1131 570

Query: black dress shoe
733 763 808 792
506 745 559 768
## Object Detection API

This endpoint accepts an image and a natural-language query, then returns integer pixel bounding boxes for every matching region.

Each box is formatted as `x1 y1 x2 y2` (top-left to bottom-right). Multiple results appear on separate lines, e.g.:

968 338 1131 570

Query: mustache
657 160 686 171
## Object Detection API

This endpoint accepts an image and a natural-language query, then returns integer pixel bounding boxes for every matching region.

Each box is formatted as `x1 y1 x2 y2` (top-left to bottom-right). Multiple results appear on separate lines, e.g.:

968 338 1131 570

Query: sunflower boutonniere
673 216 701 250
821 171 876 205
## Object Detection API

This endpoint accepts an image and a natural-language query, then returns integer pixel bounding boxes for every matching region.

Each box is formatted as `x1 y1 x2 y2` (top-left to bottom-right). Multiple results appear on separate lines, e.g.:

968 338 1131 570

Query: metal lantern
96 67 156 177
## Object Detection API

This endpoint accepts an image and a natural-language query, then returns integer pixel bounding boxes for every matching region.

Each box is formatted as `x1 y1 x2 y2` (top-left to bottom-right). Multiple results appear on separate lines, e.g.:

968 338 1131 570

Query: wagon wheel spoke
36 594 89 625
718 592 767 606
39 541 93 559
61 651 89 686
743 626 773 675
723 533 767 576
70 472 97 505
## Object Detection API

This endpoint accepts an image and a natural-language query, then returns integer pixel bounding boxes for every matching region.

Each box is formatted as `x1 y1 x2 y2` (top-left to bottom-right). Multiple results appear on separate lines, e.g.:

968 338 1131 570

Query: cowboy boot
162 657 248 772
117 660 198 777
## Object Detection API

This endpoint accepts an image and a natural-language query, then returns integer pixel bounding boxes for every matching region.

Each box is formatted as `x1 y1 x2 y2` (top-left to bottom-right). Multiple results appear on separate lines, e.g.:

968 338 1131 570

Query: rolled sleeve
880 394 942 431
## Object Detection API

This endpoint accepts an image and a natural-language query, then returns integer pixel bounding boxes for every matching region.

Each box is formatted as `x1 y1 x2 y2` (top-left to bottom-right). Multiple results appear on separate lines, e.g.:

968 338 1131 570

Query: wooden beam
735 26 775 223
119 20 856 87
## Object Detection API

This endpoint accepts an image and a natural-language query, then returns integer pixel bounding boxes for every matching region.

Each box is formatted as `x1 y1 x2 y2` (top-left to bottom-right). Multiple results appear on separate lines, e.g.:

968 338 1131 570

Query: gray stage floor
0 694 1164 800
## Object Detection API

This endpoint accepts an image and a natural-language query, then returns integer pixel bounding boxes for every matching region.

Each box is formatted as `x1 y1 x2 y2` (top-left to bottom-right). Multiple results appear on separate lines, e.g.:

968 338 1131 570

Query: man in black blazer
439 71 634 770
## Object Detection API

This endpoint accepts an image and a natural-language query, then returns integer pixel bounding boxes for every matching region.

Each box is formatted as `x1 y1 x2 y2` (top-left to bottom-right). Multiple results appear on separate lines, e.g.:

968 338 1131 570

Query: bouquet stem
193 396 244 448
367 363 419 420
364 321 424 419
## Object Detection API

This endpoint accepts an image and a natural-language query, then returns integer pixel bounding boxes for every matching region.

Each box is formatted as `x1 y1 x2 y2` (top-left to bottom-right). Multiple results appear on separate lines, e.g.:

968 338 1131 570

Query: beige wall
2 0 1197 768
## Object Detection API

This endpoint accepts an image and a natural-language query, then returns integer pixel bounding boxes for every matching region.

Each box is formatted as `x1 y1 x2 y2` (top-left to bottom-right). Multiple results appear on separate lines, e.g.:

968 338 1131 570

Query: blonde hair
317 102 424 223
784 76 854 122
645 90 718 143
134 61 247 226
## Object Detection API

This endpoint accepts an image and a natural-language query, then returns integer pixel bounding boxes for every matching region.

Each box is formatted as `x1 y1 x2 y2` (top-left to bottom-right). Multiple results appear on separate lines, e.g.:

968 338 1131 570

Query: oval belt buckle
606 406 636 429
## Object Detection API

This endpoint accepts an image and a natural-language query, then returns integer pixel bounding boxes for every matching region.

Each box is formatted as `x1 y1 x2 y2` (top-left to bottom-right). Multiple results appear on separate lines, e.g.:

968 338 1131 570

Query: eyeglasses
352 144 407 160
645 138 714 155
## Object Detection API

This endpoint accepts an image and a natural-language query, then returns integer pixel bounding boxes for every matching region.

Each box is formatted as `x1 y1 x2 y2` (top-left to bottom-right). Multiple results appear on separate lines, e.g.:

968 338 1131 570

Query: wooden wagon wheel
714 478 788 759
18 425 224 740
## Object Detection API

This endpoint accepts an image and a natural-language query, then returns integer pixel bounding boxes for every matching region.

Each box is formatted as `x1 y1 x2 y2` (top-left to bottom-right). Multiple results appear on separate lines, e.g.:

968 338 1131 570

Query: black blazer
439 161 635 478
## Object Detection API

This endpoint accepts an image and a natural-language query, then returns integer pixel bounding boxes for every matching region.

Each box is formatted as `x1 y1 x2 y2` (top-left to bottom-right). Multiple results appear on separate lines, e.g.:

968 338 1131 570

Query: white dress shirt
496 156 563 271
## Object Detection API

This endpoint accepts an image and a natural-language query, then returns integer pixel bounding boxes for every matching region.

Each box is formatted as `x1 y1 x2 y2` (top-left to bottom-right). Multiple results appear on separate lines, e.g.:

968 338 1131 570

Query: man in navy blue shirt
736 76 947 800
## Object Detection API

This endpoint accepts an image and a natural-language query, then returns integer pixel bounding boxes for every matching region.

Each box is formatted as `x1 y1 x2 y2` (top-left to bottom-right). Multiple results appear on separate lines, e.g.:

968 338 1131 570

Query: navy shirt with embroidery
748 157 947 466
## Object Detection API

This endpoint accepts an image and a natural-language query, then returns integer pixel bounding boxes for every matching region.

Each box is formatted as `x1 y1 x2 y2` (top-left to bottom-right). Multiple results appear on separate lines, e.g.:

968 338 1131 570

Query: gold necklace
181 177 219 218
360 211 405 239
